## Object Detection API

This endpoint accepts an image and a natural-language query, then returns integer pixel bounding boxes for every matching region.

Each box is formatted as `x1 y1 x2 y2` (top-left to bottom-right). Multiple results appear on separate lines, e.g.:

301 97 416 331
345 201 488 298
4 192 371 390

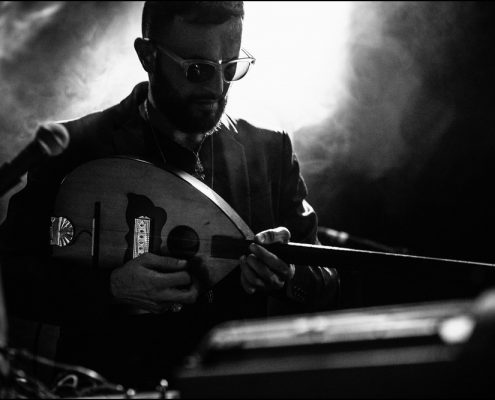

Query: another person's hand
240 227 295 294
110 253 199 313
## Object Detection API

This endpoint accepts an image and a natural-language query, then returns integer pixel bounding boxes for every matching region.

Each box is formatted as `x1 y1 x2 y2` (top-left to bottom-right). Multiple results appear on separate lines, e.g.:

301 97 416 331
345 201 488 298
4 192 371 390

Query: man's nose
202 67 225 97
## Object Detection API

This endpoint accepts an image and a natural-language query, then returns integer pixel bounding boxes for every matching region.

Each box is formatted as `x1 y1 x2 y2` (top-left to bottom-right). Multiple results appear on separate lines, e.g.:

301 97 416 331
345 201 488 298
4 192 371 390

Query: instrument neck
211 236 495 270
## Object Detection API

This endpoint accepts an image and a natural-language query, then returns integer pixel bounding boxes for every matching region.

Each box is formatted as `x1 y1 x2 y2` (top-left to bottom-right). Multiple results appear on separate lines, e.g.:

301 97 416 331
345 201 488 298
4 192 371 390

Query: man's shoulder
26 106 121 186
31 83 147 182
221 114 291 145
58 105 120 149
59 109 109 141
57 82 147 146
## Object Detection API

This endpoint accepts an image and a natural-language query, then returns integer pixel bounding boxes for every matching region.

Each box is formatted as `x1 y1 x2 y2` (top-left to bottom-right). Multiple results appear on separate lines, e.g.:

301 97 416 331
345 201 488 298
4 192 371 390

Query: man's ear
134 37 156 73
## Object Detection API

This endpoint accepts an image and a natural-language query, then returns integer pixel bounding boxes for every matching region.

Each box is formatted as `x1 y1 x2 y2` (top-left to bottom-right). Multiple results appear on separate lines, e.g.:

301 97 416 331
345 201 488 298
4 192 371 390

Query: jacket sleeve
0 160 114 328
270 132 340 313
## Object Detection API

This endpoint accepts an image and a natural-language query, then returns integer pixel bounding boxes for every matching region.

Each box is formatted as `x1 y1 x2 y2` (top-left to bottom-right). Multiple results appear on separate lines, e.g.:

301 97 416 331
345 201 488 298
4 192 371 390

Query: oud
50 157 495 293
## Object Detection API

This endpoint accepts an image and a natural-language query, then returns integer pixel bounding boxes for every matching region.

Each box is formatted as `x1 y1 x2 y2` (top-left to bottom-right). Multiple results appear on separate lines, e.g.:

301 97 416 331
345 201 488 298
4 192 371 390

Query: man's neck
172 130 205 153
147 94 205 153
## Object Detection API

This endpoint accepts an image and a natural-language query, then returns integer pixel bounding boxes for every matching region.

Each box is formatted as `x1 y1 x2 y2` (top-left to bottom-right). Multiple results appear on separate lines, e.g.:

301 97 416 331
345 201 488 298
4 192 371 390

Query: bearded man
0 1 339 389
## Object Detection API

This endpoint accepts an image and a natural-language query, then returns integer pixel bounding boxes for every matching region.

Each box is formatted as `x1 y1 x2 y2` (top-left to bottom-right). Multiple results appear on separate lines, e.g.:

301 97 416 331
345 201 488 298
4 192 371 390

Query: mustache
189 96 225 102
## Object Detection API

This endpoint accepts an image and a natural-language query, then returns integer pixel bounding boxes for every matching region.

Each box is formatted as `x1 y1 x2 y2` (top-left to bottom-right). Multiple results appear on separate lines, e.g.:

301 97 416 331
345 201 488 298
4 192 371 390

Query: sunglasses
143 38 256 83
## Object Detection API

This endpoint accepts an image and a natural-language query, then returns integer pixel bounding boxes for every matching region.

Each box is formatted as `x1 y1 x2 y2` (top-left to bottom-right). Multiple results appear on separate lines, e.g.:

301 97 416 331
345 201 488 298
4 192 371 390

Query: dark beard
150 65 227 134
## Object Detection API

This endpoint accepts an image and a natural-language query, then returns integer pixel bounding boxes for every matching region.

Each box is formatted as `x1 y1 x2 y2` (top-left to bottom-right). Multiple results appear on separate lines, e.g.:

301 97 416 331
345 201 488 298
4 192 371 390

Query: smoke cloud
296 2 463 180
0 1 145 222
294 2 495 261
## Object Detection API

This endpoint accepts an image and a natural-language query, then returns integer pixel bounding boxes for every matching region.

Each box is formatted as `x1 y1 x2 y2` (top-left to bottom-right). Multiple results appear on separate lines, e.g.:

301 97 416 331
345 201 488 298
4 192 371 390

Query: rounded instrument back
51 157 253 289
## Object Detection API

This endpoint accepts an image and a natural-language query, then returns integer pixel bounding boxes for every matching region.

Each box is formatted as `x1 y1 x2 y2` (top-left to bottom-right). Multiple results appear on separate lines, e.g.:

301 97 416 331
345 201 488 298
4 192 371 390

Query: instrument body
51 157 253 290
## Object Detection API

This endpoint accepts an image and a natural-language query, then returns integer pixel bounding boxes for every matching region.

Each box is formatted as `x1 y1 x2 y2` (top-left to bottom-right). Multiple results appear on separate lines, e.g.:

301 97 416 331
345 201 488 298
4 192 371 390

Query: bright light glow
61 1 355 134
60 2 147 121
0 2 63 61
228 1 355 133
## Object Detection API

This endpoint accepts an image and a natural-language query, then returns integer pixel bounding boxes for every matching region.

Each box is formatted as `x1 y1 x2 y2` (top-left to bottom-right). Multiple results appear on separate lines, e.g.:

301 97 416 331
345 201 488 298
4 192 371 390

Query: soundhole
167 225 200 259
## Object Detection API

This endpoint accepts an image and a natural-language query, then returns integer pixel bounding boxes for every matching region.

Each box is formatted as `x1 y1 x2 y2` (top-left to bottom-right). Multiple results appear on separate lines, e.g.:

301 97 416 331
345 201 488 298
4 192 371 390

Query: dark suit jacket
0 82 338 388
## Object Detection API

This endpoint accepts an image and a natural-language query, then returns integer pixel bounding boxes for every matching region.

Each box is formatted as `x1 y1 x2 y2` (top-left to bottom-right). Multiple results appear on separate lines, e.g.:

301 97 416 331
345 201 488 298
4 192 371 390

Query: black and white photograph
1 1 495 398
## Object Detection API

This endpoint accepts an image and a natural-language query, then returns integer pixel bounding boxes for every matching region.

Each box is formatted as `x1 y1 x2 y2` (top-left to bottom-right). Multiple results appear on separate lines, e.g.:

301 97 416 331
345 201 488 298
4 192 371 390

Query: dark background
294 1 495 306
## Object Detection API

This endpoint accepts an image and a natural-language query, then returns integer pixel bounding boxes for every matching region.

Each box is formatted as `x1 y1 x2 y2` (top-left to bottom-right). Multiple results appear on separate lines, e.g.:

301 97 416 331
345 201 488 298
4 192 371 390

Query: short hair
142 1 244 39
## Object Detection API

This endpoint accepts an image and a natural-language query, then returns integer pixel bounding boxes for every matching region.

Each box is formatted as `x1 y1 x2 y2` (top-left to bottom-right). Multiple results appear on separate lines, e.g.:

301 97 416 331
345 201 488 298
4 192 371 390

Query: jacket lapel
214 118 252 227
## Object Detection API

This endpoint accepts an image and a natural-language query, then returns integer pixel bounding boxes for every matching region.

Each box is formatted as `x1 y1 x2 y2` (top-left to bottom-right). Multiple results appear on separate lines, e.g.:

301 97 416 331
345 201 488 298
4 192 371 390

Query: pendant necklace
144 99 213 186
143 99 215 305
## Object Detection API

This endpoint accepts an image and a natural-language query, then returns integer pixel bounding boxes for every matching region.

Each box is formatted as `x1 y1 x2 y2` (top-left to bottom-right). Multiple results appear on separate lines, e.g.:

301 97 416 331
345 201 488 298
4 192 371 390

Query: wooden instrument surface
52 157 254 291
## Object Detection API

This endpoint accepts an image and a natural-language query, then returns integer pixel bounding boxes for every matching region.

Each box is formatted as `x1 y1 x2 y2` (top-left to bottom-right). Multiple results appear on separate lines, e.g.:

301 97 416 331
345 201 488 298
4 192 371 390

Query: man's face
149 17 243 134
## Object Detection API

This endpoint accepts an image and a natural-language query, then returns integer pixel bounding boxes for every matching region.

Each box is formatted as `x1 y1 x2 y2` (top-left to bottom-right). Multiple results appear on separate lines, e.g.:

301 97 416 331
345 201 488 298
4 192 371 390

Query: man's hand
110 253 199 313
240 227 295 294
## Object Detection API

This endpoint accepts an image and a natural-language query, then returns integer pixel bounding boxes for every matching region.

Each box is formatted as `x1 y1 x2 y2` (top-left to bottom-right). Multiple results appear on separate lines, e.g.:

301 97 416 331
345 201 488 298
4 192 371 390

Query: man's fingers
111 254 200 310
248 243 291 278
242 254 285 291
137 252 188 272
255 227 290 244
240 255 264 293
145 269 192 289
239 256 252 294
240 270 254 294
247 253 284 287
